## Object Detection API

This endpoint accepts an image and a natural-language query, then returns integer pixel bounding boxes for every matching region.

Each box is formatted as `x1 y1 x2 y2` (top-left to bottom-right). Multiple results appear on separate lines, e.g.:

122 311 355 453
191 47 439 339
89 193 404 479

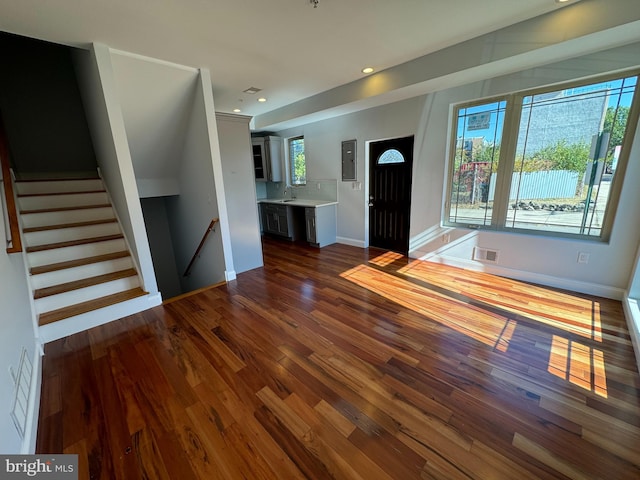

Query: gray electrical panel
341 139 356 181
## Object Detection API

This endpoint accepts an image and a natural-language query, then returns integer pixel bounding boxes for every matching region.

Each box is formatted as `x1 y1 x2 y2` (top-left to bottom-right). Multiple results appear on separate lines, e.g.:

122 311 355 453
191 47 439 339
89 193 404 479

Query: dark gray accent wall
140 197 182 300
0 32 96 174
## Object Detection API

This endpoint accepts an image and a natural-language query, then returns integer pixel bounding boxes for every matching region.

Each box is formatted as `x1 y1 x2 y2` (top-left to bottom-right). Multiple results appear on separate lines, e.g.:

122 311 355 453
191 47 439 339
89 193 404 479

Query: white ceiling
0 0 579 120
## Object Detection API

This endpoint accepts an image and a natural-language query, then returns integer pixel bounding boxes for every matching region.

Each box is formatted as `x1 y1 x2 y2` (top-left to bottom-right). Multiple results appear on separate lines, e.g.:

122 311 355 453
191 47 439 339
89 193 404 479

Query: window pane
448 101 506 226
506 76 637 236
378 149 404 164
289 137 306 185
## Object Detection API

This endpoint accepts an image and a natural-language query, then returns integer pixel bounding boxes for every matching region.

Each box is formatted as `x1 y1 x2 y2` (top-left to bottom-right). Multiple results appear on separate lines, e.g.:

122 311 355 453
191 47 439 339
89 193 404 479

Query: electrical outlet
577 252 590 264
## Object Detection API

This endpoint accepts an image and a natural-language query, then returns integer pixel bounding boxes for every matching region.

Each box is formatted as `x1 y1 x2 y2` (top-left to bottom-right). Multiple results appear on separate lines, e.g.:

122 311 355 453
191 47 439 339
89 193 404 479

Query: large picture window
445 72 639 241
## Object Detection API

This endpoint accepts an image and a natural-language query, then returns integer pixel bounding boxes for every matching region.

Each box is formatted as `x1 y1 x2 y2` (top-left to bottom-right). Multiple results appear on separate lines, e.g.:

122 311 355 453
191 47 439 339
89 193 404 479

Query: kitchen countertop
258 198 338 207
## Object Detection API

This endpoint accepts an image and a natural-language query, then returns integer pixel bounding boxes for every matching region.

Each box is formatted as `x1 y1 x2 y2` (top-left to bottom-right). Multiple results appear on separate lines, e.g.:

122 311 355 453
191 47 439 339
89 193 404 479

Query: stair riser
38 293 160 342
35 276 141 314
27 238 128 268
30 257 134 290
20 207 116 229
24 222 121 247
18 192 109 211
15 179 104 195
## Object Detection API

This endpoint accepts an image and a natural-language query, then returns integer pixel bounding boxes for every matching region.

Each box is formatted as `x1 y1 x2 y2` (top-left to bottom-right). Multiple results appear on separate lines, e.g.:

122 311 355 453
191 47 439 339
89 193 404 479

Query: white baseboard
424 254 625 300
225 270 237 282
623 295 640 375
22 346 43 454
38 292 162 344
336 236 365 248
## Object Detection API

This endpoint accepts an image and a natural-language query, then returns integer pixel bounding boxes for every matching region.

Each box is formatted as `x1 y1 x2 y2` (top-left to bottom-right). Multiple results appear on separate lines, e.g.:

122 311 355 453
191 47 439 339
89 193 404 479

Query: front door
368 136 414 254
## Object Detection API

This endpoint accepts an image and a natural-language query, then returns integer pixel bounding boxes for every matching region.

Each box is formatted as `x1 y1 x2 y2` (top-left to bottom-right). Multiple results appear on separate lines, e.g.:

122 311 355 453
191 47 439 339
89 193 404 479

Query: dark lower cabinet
260 203 336 247
261 203 293 238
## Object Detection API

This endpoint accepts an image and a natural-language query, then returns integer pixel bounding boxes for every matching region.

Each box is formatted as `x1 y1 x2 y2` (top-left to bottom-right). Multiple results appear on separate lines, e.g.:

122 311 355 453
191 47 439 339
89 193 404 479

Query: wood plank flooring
36 237 640 479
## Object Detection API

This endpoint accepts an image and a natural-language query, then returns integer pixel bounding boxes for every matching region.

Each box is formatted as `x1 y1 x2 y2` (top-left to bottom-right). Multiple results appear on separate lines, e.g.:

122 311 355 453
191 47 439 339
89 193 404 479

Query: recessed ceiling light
243 87 262 94
555 0 570 3
362 67 374 74
257 97 267 103
233 108 241 113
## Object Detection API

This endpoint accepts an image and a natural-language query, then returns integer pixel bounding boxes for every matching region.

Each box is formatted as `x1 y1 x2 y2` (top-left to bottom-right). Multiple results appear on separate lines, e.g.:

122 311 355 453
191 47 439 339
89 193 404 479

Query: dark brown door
369 136 414 254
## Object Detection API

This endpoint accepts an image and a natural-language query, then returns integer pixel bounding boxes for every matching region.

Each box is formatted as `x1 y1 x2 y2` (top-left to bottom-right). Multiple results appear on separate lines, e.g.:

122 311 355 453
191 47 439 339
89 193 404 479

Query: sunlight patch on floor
345 260 609 397
369 251 404 267
396 260 603 342
340 264 512 349
548 335 607 397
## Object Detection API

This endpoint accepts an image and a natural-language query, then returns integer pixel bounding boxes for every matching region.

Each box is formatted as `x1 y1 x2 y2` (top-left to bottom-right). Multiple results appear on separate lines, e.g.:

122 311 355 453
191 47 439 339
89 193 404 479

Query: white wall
0 221 38 453
166 70 234 291
274 43 640 298
110 51 199 198
72 44 158 295
216 114 263 274
276 98 424 247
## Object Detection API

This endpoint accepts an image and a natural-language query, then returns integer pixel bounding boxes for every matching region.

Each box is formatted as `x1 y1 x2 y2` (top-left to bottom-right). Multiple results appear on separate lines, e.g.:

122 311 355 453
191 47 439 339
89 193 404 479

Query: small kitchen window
288 136 306 185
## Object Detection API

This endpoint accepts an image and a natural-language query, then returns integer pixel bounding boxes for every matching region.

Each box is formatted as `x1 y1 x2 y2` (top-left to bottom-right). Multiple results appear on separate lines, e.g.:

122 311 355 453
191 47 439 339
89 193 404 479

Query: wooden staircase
15 175 150 340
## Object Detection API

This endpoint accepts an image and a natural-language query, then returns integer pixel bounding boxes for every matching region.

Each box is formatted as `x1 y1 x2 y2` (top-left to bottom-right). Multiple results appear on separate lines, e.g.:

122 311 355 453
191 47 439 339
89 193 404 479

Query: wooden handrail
0 114 22 253
183 218 219 277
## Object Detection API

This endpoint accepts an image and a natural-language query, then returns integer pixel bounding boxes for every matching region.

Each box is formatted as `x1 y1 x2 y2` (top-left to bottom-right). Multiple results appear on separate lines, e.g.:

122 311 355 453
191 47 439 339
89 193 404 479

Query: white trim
336 236 365 248
225 270 237 282
199 68 237 282
623 295 640 376
96 173 149 292
12 174 43 349
108 48 199 73
423 253 625 300
22 347 42 454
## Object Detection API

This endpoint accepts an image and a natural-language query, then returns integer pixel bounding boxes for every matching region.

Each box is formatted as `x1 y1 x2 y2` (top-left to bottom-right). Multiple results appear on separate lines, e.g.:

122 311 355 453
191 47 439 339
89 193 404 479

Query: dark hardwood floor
36 237 640 479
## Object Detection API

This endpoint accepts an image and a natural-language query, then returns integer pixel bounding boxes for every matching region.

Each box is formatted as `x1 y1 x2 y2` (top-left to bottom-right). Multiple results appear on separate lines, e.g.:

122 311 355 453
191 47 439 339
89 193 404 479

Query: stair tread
38 287 147 326
26 233 124 253
34 268 138 299
18 189 106 197
30 251 131 275
20 203 112 215
23 217 117 233
16 176 100 183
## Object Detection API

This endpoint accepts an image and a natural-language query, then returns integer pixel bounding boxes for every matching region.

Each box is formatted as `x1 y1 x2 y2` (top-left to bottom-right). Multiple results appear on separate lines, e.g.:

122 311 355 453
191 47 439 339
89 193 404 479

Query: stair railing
0 114 22 253
183 218 219 277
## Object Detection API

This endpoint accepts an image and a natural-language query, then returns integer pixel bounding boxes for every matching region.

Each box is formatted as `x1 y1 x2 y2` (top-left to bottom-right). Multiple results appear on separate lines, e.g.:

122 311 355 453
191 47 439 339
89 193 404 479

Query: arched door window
377 148 405 165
